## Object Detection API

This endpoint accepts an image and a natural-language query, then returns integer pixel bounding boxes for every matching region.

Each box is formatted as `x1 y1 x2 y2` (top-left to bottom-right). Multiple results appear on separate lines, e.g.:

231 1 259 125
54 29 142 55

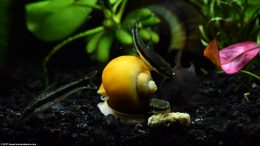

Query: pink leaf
219 42 260 74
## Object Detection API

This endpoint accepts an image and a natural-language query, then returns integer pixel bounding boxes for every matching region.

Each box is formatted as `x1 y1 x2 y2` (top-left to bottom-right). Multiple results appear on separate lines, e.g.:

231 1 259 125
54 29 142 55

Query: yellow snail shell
97 56 157 115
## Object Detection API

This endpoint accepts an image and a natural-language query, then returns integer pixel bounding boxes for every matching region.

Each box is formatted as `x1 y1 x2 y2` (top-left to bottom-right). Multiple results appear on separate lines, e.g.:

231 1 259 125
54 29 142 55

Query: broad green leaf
26 0 97 42
109 0 117 5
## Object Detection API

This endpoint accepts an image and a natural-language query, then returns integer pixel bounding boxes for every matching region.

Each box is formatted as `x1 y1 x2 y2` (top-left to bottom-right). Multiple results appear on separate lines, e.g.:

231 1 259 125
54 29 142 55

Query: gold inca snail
97 22 174 120
97 56 157 116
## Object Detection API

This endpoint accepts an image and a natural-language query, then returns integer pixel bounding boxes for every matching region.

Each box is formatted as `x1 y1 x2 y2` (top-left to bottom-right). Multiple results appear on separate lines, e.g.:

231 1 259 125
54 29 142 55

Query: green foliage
26 0 161 85
83 4 161 62
96 33 114 62
26 0 97 41
86 31 105 53
26 0 160 63
115 28 133 45
139 29 159 43
190 0 260 48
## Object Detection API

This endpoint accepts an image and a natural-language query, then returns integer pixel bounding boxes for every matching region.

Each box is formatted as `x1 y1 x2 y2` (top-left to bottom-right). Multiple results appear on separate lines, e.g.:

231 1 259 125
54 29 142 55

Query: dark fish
18 71 97 122
159 65 197 109
132 22 174 78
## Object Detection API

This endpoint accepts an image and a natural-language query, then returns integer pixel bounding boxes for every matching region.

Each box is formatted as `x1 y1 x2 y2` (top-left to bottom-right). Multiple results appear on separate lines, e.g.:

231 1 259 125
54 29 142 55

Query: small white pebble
251 83 257 88
148 112 191 127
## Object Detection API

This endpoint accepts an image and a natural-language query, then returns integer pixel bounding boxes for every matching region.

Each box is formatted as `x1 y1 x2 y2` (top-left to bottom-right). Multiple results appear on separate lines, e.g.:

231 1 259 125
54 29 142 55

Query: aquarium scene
1 0 260 145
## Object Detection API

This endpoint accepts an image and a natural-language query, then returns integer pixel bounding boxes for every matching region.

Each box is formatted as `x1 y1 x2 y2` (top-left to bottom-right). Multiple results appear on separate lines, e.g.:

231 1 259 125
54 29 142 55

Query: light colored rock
148 112 191 127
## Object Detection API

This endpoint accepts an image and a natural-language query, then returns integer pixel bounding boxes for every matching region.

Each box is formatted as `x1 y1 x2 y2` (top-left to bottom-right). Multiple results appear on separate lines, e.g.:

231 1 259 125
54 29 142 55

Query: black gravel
0 62 260 146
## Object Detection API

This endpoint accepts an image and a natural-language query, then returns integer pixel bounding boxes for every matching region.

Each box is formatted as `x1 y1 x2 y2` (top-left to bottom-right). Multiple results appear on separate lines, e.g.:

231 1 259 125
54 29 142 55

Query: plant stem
114 0 127 23
240 69 260 81
43 26 104 86
112 0 123 13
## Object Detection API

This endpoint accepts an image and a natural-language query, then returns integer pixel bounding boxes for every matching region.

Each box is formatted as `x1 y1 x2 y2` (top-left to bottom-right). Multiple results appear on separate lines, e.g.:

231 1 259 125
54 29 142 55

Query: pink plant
204 39 260 74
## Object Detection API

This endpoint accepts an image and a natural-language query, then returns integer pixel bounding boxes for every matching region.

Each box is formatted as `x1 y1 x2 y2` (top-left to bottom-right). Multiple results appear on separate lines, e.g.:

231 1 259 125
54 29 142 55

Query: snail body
98 56 157 115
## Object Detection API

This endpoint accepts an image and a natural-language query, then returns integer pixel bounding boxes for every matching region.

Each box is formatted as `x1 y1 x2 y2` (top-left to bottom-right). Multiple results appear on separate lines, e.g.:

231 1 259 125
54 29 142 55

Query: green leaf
96 33 113 62
121 8 152 29
26 0 97 42
148 29 159 43
86 31 105 53
138 29 159 43
141 16 160 26
109 0 118 5
115 28 133 45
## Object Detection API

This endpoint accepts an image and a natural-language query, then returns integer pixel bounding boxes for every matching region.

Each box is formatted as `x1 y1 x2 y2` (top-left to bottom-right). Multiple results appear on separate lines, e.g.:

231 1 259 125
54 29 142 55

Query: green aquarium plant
26 0 160 85
190 0 260 80
191 0 260 47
